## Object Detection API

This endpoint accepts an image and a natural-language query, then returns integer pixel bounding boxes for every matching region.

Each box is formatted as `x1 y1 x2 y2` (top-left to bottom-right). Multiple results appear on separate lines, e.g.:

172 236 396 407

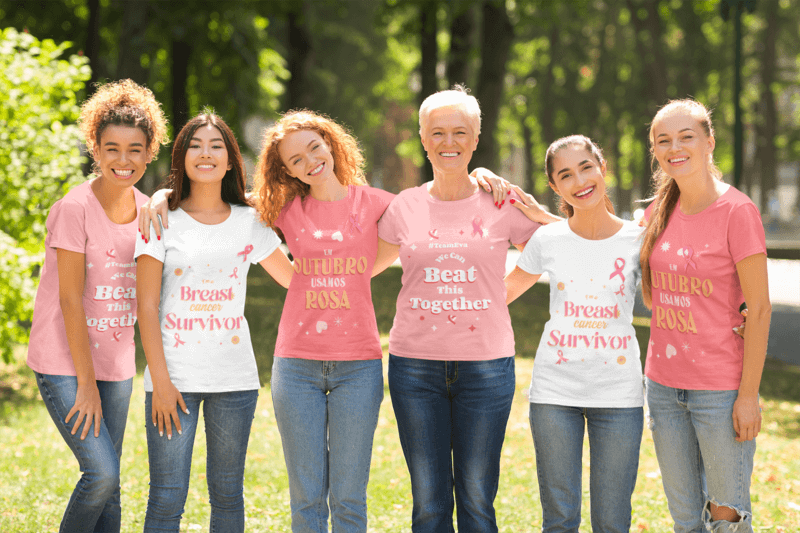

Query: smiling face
278 129 337 188
652 112 715 182
184 124 231 185
420 106 479 175
549 145 607 213
93 124 151 189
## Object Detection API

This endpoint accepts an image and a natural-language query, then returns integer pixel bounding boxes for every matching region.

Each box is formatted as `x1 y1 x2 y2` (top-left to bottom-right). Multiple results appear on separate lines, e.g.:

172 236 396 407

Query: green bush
0 27 91 362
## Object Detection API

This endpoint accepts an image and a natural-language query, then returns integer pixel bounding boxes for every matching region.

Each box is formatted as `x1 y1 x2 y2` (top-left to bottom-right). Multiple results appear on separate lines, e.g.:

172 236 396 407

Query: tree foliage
0 27 91 362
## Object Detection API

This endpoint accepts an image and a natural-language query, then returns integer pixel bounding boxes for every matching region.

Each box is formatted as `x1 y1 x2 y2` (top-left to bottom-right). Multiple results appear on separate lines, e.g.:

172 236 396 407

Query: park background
1 0 799 530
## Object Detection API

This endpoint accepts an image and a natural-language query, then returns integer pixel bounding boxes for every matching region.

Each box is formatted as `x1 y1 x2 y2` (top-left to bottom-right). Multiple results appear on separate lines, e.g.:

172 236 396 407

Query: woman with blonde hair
641 99 770 532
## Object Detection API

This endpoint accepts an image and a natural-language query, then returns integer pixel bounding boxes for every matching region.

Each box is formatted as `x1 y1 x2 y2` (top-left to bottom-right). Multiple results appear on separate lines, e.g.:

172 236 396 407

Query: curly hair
253 110 366 227
79 79 168 161
163 112 251 211
640 99 721 308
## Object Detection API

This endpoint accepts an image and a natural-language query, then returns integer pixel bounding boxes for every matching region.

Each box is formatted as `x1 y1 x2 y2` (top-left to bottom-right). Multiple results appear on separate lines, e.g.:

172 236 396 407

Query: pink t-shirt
27 179 148 381
645 185 766 390
378 184 540 361
274 185 395 360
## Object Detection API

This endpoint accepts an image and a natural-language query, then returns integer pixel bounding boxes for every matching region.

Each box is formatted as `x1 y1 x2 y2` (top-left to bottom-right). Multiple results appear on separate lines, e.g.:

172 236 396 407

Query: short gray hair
418 85 481 136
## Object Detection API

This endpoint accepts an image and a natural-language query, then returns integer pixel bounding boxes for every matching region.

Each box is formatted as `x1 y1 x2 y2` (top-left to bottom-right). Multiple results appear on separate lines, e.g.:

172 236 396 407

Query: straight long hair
163 112 250 210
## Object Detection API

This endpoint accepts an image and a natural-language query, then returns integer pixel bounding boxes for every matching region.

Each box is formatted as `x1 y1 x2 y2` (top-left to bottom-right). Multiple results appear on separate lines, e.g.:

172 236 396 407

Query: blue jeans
143 389 259 532
271 357 383 533
34 372 132 533
528 403 643 533
388 354 515 533
646 378 756 533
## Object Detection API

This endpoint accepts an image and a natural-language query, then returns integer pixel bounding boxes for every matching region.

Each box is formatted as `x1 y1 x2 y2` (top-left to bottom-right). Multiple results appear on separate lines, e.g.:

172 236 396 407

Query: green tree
0 27 90 362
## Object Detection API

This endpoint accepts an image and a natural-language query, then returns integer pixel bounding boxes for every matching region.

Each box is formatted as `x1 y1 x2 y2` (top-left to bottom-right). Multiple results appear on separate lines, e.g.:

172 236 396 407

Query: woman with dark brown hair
136 112 292 531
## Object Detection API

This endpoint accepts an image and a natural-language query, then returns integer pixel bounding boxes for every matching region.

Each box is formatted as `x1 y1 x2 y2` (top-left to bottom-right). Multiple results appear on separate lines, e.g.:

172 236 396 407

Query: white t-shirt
135 205 281 393
516 220 644 408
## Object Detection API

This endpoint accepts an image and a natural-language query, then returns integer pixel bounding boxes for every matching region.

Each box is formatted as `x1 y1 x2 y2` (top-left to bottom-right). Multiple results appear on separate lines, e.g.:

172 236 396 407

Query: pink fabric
644 186 766 390
27 180 148 381
378 185 540 361
274 185 394 360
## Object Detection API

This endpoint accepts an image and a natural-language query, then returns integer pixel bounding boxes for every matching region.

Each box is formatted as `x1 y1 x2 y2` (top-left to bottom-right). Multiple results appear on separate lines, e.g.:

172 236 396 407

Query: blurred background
1 0 799 361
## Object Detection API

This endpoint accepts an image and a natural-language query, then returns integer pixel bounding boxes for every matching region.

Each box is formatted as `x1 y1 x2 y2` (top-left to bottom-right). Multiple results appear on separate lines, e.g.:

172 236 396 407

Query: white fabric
516 220 644 407
135 205 281 392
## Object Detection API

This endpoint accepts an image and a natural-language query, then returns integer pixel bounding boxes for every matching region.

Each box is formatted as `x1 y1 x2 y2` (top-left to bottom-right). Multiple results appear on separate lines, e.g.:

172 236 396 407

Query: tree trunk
472 0 513 173
84 0 102 95
521 120 534 194
287 1 314 111
171 39 192 133
539 25 559 212
755 0 778 215
447 3 474 88
419 0 438 184
116 0 150 86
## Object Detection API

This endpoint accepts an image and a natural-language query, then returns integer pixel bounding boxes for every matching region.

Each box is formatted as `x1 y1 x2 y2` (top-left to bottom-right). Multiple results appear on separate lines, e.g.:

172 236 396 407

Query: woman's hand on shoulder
508 186 563 225
139 188 173 242
150 378 189 440
471 167 510 207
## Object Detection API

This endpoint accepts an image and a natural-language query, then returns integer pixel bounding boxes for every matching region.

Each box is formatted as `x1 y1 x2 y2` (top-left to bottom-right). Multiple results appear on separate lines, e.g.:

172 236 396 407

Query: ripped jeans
646 378 755 533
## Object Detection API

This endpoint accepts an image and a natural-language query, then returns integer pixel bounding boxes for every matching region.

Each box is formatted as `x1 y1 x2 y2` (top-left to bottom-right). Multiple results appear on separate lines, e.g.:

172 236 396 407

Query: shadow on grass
0 363 41 423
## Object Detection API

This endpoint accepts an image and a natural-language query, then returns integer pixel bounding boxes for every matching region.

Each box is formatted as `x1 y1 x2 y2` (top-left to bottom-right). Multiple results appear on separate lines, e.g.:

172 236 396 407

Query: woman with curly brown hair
26 79 167 532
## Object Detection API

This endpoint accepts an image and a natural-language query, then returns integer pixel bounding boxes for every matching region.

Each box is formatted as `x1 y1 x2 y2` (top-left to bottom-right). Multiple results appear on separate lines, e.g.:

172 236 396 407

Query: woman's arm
259 247 294 289
56 249 102 440
505 266 542 305
137 254 188 439
139 188 173 241
471 167 563 224
732 252 771 442
372 238 400 277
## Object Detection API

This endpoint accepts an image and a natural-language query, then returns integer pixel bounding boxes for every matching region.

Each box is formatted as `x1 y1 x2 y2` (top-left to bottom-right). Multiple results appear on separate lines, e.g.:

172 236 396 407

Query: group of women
27 77 770 533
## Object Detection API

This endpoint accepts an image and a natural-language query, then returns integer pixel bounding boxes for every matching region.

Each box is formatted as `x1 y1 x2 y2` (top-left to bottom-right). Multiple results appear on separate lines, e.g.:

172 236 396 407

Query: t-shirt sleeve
46 199 87 254
371 188 396 218
727 201 766 264
134 218 166 262
516 231 544 275
377 196 403 245
251 219 282 264
507 191 541 245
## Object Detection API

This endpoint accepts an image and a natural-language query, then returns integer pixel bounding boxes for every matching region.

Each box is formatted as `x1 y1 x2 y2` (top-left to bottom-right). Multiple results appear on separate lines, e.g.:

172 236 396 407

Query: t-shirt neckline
177 203 234 227
565 218 628 243
87 177 140 228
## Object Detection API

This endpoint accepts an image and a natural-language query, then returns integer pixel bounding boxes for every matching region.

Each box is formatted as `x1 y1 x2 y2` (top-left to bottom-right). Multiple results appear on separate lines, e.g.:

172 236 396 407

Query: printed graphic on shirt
649 239 714 340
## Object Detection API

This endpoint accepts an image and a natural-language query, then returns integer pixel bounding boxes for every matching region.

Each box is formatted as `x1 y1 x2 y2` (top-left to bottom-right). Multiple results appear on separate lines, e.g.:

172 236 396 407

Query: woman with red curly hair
27 79 167 532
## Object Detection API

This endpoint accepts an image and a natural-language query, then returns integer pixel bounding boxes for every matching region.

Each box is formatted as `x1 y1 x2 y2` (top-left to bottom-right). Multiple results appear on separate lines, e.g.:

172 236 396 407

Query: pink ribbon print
237 244 254 263
106 249 116 260
348 214 363 234
609 258 626 284
112 331 122 342
556 350 569 364
471 217 484 238
173 333 186 348
678 246 697 273
229 267 238 279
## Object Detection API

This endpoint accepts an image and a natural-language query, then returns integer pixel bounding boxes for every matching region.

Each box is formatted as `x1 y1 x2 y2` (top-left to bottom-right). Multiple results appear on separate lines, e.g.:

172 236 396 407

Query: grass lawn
1 266 799 532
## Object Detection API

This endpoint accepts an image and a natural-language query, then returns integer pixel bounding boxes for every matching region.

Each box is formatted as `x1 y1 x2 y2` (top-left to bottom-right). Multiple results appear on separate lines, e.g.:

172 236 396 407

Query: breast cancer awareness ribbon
173 333 186 348
609 258 626 284
614 284 625 297
229 267 238 279
112 331 122 342
471 216 484 238
237 244 254 263
348 213 363 234
682 245 697 272
556 350 569 364
106 249 116 259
